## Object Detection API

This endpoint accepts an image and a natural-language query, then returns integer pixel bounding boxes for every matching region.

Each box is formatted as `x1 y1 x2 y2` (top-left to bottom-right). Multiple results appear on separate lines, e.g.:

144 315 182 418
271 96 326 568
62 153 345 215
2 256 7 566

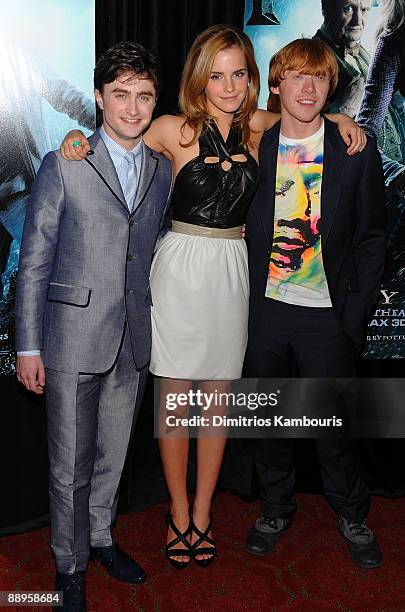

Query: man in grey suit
15 42 172 611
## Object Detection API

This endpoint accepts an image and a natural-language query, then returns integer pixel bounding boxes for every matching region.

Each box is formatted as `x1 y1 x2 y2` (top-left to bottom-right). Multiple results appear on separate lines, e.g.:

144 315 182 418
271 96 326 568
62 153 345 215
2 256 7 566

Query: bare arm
250 109 280 133
143 114 179 156
59 114 181 161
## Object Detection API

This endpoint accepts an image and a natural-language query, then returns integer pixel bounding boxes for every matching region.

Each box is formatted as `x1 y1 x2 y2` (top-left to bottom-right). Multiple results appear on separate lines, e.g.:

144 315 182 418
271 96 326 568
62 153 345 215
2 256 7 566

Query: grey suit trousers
45 329 147 573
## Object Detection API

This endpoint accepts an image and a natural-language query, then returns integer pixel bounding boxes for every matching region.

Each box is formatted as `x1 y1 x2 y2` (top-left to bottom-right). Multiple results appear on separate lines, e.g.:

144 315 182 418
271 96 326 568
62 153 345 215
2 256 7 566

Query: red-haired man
245 38 385 569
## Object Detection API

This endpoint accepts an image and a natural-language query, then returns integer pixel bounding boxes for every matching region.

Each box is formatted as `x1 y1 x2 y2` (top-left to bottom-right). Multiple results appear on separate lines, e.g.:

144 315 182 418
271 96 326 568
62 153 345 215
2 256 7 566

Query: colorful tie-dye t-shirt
266 122 332 307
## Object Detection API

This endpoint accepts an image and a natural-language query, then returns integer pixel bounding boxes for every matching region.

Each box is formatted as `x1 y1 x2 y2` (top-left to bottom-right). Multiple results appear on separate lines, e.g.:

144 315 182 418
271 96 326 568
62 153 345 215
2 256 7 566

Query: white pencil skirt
149 230 249 380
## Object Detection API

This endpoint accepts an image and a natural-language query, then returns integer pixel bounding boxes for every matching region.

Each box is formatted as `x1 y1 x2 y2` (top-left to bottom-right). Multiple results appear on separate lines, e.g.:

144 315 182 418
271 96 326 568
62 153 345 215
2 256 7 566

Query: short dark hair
94 41 160 95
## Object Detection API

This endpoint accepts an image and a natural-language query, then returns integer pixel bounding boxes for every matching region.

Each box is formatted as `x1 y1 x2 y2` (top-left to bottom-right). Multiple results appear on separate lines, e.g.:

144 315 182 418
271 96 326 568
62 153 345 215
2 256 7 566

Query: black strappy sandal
165 512 193 569
191 514 217 567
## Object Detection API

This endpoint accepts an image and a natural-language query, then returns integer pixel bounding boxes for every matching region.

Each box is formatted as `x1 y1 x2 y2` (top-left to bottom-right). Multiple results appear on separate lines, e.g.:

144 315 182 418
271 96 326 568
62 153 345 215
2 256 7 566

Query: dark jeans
245 298 370 523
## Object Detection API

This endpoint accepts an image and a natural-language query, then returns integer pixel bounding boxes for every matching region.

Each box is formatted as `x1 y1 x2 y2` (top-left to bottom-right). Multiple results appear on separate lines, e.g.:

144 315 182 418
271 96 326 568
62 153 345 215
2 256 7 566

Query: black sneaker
55 571 86 611
245 515 291 556
338 516 383 569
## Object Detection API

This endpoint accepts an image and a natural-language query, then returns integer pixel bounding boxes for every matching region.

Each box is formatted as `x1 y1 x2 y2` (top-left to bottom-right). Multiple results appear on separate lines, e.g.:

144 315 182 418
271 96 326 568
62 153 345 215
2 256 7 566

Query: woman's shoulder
151 114 197 140
145 114 189 153
250 109 280 131
151 114 185 132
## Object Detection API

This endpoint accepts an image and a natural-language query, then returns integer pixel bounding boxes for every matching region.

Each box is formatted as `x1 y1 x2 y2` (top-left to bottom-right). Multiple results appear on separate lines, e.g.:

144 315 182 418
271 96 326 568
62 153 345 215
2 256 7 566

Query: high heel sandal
191 513 217 567
165 512 193 569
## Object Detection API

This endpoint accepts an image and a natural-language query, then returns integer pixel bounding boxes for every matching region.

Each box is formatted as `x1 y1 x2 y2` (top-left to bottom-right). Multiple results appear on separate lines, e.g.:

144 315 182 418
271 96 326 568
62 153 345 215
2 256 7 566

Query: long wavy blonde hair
179 25 260 147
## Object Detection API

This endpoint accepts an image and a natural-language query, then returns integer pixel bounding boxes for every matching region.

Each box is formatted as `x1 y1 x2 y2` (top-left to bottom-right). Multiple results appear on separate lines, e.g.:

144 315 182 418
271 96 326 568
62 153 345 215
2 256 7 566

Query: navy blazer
246 118 386 351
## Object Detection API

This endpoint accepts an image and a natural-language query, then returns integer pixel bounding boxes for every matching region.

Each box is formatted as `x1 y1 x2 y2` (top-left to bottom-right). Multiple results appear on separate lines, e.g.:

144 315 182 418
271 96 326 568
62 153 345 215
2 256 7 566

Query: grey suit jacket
15 129 172 372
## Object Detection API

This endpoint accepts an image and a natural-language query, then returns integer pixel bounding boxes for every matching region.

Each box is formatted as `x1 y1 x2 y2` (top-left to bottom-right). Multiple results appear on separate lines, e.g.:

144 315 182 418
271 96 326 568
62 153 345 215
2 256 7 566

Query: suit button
127 254 135 261
127 289 134 295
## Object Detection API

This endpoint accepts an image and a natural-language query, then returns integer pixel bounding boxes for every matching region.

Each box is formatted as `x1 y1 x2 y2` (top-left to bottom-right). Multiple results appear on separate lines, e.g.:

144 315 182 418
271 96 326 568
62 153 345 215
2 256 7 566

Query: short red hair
267 38 339 112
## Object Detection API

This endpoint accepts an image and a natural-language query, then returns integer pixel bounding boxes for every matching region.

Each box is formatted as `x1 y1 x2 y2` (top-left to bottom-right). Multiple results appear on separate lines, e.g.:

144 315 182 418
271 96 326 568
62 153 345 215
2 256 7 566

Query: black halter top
171 121 259 229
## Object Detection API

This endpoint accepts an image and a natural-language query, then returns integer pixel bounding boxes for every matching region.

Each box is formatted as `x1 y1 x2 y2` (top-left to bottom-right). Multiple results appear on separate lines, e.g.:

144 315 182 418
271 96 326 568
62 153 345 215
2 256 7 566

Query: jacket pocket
47 282 91 307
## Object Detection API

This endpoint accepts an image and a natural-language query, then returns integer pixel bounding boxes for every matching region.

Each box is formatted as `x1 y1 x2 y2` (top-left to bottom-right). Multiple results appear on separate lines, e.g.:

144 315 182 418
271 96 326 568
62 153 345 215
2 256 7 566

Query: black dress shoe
245 515 291 556
338 517 383 569
55 571 86 612
90 544 146 584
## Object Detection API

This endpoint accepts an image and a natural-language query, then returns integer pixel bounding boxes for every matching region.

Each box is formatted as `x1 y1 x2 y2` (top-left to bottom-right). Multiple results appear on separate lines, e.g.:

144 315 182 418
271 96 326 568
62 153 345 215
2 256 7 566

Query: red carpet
1 492 404 611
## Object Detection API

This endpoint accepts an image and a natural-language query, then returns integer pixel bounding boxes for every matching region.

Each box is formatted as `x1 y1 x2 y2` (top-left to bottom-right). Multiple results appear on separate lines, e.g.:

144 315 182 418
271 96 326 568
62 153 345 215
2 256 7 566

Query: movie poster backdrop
245 0 405 359
0 0 96 375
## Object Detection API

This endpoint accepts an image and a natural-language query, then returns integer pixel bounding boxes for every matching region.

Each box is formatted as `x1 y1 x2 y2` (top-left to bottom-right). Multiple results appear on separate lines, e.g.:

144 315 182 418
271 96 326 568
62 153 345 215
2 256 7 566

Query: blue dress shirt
99 126 143 206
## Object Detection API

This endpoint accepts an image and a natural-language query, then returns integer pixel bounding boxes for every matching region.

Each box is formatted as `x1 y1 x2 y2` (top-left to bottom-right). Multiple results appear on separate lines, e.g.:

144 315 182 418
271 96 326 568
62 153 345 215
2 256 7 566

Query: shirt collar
99 125 143 168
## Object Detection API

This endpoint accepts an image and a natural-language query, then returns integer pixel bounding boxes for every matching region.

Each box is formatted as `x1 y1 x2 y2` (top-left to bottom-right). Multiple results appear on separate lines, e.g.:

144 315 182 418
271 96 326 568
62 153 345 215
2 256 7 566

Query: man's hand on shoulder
17 355 46 395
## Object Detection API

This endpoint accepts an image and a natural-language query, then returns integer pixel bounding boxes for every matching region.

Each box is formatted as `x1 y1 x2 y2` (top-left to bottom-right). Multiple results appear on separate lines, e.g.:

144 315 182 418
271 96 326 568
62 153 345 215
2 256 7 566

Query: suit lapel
260 121 281 246
132 142 158 215
86 131 128 213
320 119 346 246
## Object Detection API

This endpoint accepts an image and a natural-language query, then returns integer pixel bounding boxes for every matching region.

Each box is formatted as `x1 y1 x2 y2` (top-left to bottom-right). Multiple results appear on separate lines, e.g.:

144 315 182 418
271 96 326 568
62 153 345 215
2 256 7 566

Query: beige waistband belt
171 220 242 240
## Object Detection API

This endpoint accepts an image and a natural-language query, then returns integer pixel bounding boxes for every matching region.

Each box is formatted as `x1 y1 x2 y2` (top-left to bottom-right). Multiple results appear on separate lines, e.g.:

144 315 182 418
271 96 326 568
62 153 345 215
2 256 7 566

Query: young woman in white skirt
60 25 365 569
